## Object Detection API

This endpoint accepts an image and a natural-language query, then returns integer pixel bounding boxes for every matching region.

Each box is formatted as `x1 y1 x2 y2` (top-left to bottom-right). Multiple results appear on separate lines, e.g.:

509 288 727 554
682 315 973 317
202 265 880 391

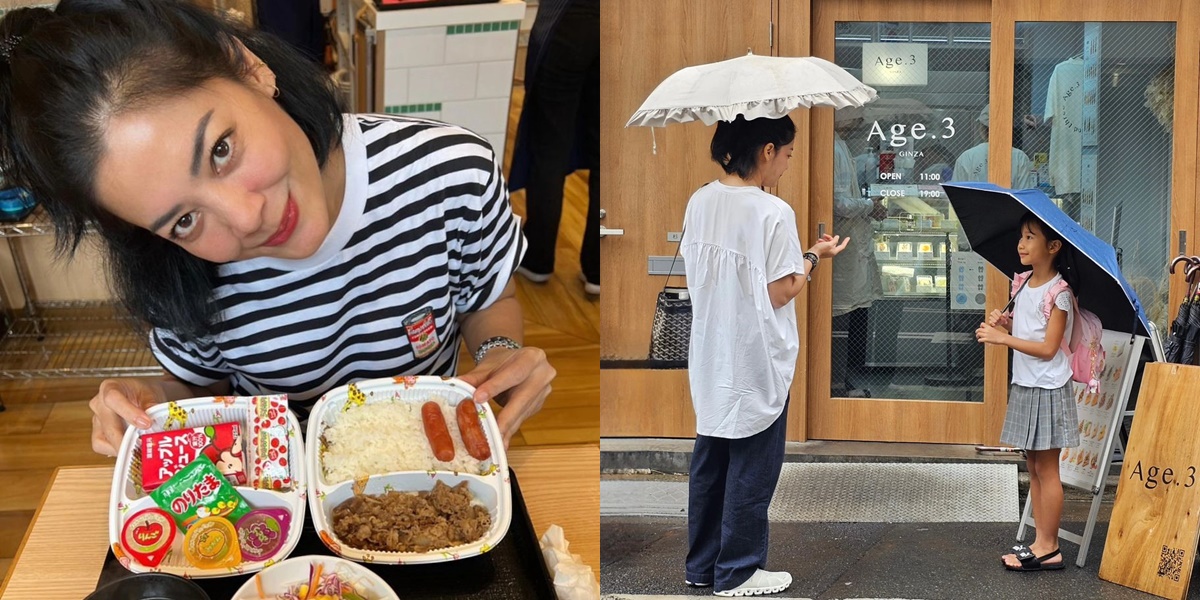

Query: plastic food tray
95 469 555 599
306 376 512 565
107 396 307 578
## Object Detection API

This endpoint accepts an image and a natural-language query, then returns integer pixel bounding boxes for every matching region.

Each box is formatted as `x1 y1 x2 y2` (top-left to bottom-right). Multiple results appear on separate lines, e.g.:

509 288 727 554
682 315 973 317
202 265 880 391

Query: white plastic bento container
306 376 512 564
107 396 307 577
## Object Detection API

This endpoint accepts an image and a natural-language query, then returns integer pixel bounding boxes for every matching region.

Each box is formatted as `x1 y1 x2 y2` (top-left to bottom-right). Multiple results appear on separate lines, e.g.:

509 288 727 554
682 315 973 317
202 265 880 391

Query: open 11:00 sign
867 118 956 148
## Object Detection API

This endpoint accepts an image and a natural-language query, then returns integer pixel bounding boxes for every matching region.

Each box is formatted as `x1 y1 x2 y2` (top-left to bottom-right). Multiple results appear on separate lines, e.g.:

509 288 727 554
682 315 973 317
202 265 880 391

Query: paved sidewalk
601 516 1182 599
601 441 1186 599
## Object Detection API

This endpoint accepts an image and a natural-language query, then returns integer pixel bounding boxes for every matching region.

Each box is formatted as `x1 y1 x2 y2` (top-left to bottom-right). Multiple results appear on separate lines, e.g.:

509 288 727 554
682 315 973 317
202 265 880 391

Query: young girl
976 212 1081 571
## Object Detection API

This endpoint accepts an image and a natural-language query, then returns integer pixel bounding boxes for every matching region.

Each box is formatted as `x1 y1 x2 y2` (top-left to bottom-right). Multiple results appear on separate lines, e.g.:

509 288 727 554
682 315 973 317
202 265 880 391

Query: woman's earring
272 85 280 99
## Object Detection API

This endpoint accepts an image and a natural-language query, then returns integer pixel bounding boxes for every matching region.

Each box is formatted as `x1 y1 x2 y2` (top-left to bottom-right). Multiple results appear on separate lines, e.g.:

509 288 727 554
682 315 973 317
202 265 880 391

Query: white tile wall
375 7 522 146
384 26 447 68
384 68 409 106
445 31 519 65
408 63 479 103
485 133 507 157
476 60 515 99
441 98 510 135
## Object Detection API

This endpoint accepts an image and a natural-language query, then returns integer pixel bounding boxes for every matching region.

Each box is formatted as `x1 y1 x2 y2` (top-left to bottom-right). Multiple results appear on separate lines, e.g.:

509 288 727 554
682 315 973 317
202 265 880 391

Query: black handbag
648 229 691 368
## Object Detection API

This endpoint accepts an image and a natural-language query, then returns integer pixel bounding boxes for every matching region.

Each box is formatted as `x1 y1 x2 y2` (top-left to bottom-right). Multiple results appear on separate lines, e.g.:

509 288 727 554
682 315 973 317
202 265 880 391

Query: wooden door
802 0 998 443
600 0 775 438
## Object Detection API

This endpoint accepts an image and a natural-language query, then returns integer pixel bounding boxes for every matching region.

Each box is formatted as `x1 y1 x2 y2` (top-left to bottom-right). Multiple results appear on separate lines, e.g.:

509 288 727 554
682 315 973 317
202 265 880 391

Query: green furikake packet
149 454 250 530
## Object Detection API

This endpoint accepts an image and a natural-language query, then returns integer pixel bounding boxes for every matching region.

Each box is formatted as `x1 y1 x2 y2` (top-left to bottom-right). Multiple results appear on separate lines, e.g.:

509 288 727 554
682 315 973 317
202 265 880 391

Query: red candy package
141 422 246 492
251 395 292 490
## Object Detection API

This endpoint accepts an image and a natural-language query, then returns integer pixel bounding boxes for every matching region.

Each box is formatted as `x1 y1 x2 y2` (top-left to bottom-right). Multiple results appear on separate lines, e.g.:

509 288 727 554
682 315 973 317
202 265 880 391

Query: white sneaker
578 272 600 295
516 266 552 283
685 580 713 588
713 569 792 596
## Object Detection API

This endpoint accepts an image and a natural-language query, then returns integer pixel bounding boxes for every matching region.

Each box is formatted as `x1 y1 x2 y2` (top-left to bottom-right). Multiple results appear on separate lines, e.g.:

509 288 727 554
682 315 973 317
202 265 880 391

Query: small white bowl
231 554 398 600
306 376 512 565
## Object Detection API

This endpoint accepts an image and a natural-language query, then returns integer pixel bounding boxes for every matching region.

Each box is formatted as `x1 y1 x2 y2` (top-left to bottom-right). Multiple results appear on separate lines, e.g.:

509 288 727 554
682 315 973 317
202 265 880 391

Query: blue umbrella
941 182 1151 337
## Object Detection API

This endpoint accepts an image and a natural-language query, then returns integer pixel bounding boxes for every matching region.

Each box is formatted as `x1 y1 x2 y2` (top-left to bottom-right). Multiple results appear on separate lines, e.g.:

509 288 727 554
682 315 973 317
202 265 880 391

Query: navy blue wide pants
685 398 789 591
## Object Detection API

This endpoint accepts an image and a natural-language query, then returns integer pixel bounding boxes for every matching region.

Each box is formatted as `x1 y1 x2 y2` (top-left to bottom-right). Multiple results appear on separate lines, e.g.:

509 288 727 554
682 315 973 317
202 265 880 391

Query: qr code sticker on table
1157 544 1185 582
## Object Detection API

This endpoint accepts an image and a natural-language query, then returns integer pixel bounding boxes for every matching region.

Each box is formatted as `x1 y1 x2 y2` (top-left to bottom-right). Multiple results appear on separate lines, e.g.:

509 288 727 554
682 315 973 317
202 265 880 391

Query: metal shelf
0 207 54 237
883 292 946 298
877 258 948 265
0 302 163 379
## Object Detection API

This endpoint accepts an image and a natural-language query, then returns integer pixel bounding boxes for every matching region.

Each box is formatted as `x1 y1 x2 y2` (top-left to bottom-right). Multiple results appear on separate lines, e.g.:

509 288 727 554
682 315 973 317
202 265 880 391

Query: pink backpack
1009 271 1106 392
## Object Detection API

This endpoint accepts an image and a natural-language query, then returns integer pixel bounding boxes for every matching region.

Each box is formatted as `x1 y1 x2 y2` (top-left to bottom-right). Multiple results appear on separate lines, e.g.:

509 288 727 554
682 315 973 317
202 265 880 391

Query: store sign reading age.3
868 118 956 148
1128 460 1197 490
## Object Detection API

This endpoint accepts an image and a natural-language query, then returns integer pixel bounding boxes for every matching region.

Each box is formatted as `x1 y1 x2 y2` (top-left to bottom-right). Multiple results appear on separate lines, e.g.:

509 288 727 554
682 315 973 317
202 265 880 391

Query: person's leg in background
256 0 325 64
517 0 600 288
830 312 850 394
846 306 871 393
577 55 600 290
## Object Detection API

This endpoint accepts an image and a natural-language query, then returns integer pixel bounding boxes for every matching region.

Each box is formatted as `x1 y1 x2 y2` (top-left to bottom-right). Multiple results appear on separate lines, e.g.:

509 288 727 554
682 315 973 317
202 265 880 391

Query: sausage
456 400 492 461
421 402 456 462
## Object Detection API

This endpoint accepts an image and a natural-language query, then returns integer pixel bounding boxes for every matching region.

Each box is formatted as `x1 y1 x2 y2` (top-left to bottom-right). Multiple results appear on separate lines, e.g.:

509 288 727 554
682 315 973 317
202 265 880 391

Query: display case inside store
863 183 984 372
870 184 960 299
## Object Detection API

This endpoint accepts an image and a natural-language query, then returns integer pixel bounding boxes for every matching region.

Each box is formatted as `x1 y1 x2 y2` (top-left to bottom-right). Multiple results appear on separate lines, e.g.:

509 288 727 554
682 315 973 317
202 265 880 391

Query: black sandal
1000 544 1030 564
1005 548 1065 571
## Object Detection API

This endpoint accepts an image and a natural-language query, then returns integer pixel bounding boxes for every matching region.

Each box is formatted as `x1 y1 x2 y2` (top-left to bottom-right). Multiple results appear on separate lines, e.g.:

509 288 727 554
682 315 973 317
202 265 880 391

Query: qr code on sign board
1158 545 1185 582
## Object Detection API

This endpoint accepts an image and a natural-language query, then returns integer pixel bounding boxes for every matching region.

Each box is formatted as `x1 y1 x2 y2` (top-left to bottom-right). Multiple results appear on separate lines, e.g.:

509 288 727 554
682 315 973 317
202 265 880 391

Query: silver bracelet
473 336 522 363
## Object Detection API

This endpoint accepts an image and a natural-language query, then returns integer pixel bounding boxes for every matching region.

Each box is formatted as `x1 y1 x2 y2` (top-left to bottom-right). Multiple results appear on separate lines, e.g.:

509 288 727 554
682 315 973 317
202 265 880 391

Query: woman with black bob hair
0 0 553 456
679 114 850 597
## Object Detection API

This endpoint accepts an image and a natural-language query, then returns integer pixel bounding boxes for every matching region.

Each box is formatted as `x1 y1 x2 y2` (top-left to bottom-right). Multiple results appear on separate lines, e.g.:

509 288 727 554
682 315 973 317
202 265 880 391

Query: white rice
320 395 488 484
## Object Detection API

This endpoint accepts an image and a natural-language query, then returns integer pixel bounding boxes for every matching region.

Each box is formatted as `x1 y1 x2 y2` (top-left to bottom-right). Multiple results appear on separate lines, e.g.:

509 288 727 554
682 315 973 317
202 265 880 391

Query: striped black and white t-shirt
150 114 524 409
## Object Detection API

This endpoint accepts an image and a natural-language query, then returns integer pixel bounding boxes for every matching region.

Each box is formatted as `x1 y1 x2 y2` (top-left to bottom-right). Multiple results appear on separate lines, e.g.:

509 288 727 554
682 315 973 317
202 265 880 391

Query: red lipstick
263 197 298 247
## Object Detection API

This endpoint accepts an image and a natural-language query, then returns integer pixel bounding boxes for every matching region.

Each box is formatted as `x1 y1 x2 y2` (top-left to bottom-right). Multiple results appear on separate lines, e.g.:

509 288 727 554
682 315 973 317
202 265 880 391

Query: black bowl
84 572 210 600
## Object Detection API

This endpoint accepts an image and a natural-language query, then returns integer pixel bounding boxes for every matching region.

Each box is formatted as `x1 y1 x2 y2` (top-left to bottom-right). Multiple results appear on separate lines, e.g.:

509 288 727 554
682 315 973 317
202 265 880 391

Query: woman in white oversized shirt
680 115 849 597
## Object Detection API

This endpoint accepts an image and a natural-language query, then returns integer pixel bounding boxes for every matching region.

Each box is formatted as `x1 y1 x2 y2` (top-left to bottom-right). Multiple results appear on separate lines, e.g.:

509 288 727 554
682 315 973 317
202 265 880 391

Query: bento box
306 376 512 565
108 396 307 578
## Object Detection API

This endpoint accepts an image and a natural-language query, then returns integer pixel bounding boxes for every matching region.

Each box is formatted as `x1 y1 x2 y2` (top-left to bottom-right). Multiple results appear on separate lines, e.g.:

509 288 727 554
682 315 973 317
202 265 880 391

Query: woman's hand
810 233 851 259
456 346 556 448
89 379 166 457
976 322 1010 346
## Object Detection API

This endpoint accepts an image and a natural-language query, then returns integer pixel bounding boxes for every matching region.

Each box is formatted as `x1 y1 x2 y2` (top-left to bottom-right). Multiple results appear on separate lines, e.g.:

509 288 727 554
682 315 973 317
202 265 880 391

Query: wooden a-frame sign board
1099 362 1200 599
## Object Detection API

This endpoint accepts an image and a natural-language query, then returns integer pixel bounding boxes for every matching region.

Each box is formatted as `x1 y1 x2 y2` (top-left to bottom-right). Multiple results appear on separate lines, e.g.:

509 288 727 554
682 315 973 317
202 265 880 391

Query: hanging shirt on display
1044 57 1084 195
680 182 804 439
952 143 1036 189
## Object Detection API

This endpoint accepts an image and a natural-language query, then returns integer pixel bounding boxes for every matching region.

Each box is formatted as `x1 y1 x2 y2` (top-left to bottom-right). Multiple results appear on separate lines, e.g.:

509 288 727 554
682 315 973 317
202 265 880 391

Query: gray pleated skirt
1000 383 1080 451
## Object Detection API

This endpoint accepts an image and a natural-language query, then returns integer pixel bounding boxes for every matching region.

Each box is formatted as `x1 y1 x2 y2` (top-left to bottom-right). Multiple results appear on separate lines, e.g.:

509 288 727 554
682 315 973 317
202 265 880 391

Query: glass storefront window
832 22 991 401
1014 22 1175 333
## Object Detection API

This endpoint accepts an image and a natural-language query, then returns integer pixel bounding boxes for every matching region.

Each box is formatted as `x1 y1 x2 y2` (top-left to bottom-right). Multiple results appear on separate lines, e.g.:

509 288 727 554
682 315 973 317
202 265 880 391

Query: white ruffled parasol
626 52 878 128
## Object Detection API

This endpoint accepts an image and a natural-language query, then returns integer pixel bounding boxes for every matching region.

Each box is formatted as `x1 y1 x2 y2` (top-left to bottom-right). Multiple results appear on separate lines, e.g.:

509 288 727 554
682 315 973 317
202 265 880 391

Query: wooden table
0 444 599 599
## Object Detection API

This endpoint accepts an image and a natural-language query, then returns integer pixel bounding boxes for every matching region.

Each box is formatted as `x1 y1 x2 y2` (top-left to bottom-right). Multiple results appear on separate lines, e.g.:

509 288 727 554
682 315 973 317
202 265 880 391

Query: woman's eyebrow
190 109 215 177
150 204 183 233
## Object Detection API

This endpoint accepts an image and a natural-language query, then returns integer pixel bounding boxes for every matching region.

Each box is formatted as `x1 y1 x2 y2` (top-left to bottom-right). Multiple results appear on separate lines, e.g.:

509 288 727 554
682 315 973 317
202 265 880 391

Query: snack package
120 508 177 567
141 422 246 492
250 395 293 490
184 516 242 569
150 454 251 530
236 507 291 562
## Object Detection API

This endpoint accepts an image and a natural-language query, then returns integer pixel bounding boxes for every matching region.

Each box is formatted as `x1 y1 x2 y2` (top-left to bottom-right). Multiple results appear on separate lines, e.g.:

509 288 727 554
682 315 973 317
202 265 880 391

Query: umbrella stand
1163 255 1197 364
925 232 976 390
